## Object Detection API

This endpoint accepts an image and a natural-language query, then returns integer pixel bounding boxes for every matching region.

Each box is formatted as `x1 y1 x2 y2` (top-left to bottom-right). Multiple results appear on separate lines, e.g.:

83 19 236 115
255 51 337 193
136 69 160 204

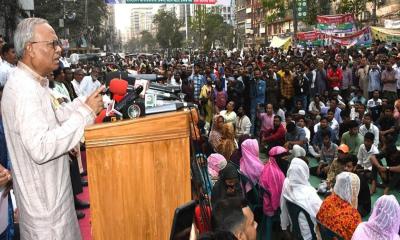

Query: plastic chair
317 220 344 240
285 199 317 240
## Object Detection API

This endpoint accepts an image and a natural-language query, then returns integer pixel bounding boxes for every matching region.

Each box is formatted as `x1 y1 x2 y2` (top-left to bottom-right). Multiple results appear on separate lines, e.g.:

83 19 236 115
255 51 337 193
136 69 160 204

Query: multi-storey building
130 7 155 39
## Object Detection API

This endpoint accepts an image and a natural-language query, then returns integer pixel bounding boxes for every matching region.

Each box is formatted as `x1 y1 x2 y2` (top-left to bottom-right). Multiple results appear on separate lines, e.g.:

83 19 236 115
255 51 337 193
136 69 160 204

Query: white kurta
1 62 95 240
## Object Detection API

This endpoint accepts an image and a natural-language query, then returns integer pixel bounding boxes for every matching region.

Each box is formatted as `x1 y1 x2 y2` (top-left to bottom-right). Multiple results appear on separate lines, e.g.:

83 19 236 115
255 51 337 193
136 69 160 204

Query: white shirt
2 62 94 239
80 75 101 96
366 98 382 108
357 144 379 170
235 115 251 137
71 79 84 97
0 61 15 86
220 110 237 124
59 57 70 68
359 123 380 147
301 126 311 143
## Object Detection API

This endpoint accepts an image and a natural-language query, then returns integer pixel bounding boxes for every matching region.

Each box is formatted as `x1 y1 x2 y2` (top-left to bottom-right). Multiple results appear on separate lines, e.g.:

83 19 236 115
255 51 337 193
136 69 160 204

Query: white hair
14 18 48 59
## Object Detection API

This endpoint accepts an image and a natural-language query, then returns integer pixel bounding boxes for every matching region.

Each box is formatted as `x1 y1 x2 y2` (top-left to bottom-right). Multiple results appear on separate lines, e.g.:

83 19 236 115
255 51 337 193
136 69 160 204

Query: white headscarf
334 172 360 208
291 145 306 158
281 158 323 230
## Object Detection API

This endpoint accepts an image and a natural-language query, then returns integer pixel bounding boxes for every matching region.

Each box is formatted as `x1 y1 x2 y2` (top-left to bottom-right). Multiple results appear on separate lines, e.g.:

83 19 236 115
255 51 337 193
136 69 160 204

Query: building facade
130 7 155 39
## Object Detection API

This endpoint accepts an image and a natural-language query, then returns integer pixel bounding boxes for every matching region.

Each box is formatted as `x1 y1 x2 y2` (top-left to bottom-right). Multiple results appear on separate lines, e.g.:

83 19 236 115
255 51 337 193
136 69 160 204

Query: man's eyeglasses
30 39 61 50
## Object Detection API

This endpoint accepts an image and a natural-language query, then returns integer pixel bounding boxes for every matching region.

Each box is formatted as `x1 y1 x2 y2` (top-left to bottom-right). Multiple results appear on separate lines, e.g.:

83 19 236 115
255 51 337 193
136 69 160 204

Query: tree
153 9 183 50
261 0 286 24
190 7 234 50
34 0 109 48
139 30 156 52
303 0 319 25
0 0 28 41
337 0 369 17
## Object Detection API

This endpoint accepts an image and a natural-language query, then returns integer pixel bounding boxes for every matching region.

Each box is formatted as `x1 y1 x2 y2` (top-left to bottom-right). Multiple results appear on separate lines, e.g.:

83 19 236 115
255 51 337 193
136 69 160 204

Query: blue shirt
250 79 266 106
189 74 205 101
368 69 381 92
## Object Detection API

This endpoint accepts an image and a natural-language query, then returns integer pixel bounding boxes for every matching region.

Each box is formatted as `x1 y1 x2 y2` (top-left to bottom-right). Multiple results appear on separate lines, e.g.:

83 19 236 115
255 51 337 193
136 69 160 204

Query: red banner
296 31 326 41
317 14 355 24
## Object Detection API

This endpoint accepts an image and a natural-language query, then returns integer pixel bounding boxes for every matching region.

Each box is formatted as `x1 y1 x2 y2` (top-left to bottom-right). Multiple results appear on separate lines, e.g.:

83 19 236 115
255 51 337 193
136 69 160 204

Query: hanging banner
371 26 400 43
330 27 372 47
384 19 400 29
297 27 372 47
269 36 292 50
296 31 325 46
316 14 356 35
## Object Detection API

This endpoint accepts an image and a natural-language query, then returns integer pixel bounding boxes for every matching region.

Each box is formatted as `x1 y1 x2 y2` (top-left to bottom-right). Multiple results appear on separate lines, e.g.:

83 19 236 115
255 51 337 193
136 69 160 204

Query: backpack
215 90 227 110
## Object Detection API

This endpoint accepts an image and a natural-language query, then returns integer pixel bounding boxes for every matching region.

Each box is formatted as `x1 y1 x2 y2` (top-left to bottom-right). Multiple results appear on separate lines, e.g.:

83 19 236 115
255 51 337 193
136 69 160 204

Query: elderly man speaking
1 18 104 239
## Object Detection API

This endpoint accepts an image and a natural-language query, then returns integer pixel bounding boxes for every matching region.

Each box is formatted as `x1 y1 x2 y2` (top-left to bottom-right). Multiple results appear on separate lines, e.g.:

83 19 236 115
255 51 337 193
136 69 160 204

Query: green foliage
303 0 318 25
139 30 156 51
261 0 286 24
190 7 234 50
153 9 183 49
34 0 109 48
337 0 368 16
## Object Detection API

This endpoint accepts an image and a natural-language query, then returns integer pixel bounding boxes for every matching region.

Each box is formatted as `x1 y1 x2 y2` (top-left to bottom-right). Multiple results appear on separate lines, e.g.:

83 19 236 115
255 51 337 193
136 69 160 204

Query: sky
113 0 231 30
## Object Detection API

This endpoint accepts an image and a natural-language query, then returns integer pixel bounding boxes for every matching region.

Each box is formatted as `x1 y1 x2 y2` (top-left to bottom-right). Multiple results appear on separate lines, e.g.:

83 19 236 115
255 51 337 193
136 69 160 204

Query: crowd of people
0 17 400 240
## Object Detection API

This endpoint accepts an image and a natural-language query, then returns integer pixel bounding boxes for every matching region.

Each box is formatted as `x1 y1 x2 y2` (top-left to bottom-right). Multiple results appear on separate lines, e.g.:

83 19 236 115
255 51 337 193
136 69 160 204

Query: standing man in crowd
1 18 103 239
0 44 17 86
80 66 102 96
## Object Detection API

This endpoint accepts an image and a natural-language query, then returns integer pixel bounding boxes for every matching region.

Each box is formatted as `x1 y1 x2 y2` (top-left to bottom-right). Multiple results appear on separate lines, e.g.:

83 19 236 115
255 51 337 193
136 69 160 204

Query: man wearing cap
326 144 350 186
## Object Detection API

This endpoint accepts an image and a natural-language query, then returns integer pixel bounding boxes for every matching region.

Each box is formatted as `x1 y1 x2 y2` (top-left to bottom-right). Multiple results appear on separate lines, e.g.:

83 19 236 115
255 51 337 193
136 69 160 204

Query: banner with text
297 27 372 47
371 27 400 43
316 14 356 35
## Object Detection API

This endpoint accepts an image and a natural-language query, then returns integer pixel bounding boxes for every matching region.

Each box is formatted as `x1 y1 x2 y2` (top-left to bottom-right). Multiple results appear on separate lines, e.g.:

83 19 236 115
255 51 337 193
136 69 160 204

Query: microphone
109 78 128 102
114 85 144 119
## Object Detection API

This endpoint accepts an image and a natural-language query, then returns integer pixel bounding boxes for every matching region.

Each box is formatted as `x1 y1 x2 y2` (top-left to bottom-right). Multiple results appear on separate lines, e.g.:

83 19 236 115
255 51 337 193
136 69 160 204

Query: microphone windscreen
95 109 107 124
109 79 128 96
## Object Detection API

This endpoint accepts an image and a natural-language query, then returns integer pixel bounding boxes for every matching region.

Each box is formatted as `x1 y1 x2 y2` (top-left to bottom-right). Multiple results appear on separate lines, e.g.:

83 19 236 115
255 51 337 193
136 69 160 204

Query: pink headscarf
352 195 400 240
207 154 227 179
240 139 264 186
259 146 287 216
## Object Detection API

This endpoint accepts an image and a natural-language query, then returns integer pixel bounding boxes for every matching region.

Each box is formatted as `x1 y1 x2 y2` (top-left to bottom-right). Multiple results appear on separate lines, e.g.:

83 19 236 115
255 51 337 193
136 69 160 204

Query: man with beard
262 115 286 152
235 106 251 139
382 62 397 104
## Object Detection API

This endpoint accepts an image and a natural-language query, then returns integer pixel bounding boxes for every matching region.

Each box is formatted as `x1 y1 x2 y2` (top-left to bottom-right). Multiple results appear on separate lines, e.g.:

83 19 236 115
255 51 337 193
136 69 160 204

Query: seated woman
209 115 224 151
211 163 243 208
207 153 227 186
239 139 264 188
352 195 400 240
317 172 362 240
280 158 322 240
216 123 237 161
259 146 287 216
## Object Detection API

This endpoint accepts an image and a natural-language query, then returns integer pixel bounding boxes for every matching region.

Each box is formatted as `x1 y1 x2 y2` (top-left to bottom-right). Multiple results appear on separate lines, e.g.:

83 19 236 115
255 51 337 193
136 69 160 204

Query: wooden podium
84 111 192 240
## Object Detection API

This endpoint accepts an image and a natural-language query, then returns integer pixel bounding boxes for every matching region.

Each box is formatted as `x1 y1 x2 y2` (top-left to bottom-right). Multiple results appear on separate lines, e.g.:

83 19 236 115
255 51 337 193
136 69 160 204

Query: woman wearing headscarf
317 172 362 240
280 158 322 240
208 154 227 186
216 123 237 161
211 163 243 207
230 135 251 168
239 139 264 187
259 146 287 216
352 195 400 240
209 115 224 151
